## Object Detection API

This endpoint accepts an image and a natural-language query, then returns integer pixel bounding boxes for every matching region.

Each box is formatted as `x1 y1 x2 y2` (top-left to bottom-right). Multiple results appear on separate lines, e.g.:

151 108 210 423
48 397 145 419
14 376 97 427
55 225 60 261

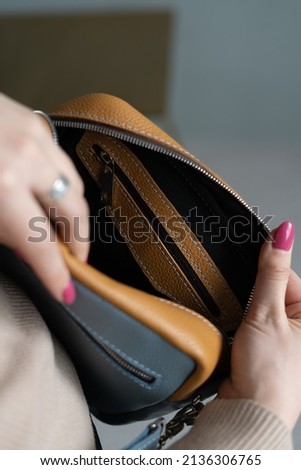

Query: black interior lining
57 128 267 313
58 128 161 296
126 143 267 308
114 163 221 317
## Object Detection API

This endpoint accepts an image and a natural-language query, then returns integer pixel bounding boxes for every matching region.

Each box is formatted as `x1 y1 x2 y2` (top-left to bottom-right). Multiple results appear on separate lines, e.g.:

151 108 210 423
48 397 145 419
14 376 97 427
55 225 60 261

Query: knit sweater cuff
171 398 292 450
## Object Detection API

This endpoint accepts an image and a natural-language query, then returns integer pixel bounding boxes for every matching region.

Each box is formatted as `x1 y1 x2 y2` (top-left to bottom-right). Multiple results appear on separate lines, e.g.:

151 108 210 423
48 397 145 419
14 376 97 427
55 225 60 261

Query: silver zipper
68 301 155 383
53 117 270 322
20 241 155 383
52 118 269 228
94 336 155 383
34 110 59 144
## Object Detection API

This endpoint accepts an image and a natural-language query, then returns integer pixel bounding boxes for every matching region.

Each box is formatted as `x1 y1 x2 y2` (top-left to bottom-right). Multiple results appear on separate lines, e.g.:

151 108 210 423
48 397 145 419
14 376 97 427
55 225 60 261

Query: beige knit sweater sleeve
0 273 293 450
171 399 292 450
0 273 95 450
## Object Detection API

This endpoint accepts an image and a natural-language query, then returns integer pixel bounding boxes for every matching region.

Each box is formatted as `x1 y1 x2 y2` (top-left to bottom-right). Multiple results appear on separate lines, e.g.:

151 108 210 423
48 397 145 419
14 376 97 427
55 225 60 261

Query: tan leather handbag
1 94 268 448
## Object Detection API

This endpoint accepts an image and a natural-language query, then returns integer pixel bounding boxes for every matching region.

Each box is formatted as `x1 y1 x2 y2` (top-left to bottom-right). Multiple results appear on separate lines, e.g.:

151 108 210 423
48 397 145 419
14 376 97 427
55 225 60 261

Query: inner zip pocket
93 144 221 319
68 300 156 384
78 134 244 334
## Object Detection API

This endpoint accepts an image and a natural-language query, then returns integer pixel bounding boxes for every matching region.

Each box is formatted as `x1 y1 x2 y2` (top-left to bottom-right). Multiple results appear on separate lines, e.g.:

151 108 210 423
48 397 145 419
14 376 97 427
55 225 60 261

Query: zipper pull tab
92 144 114 205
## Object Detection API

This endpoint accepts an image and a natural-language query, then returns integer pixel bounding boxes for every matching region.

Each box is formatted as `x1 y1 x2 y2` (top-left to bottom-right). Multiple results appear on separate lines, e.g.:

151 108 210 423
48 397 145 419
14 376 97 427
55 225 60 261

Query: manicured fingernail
63 282 77 304
273 221 295 251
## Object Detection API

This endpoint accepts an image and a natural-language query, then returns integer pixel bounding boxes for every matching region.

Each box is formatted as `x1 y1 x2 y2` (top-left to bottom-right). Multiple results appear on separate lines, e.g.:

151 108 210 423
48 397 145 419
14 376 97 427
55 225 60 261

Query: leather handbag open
0 93 269 448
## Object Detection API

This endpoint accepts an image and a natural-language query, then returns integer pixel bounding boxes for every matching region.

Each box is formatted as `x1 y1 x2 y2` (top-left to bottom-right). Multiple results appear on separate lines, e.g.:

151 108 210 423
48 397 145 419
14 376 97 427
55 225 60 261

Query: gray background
1 0 300 449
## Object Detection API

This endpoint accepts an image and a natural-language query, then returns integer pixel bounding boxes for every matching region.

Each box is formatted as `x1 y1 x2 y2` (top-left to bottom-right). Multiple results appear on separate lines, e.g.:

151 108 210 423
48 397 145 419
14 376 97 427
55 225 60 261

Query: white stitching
158 298 223 336
100 137 240 315
64 304 161 390
77 140 99 180
168 158 248 267
111 180 209 314
77 134 206 312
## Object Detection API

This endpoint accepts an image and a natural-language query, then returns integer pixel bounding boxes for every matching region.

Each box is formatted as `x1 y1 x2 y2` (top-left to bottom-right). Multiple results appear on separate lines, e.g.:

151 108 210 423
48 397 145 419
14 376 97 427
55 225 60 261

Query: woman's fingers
41 184 90 263
219 221 301 430
0 93 90 302
247 221 295 321
33 173 89 261
286 270 301 312
1 190 75 302
39 136 90 263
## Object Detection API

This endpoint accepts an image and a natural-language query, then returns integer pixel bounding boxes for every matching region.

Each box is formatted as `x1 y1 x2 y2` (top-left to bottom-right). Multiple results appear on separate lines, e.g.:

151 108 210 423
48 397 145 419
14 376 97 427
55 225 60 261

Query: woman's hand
219 221 301 430
0 93 90 303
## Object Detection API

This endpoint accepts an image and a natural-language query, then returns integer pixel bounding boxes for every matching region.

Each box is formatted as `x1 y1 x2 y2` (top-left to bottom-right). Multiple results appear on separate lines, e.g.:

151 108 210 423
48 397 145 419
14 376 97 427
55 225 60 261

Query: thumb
247 220 295 320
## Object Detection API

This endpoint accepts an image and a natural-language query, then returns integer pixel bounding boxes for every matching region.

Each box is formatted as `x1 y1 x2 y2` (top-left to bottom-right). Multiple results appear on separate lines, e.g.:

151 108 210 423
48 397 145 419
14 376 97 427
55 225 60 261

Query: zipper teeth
54 118 269 321
98 340 155 383
21 248 154 383
113 163 221 318
77 315 155 383
53 119 269 230
35 110 59 144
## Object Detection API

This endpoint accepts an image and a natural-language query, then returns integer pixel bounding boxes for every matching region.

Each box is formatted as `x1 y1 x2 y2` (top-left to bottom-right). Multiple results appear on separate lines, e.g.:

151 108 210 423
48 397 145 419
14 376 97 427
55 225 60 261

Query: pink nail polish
273 221 295 251
63 282 77 304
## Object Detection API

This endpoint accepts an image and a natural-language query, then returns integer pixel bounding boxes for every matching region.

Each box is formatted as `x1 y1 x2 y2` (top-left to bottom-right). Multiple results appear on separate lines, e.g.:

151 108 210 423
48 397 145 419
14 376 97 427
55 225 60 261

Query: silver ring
48 175 70 201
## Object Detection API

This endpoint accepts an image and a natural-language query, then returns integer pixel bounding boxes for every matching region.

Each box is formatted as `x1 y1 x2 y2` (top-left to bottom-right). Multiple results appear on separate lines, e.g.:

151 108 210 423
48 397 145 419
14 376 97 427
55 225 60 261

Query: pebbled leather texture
27 92 268 423
60 242 224 404
50 93 243 197
50 93 189 157
76 131 244 332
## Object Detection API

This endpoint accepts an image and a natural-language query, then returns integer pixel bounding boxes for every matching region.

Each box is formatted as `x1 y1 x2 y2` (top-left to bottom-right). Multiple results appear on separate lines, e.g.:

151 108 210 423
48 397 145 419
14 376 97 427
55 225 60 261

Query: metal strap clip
157 396 204 449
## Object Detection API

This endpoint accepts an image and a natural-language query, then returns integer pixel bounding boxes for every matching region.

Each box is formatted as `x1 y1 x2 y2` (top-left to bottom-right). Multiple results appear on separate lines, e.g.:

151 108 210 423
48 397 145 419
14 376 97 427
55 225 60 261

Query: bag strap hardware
157 396 204 449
